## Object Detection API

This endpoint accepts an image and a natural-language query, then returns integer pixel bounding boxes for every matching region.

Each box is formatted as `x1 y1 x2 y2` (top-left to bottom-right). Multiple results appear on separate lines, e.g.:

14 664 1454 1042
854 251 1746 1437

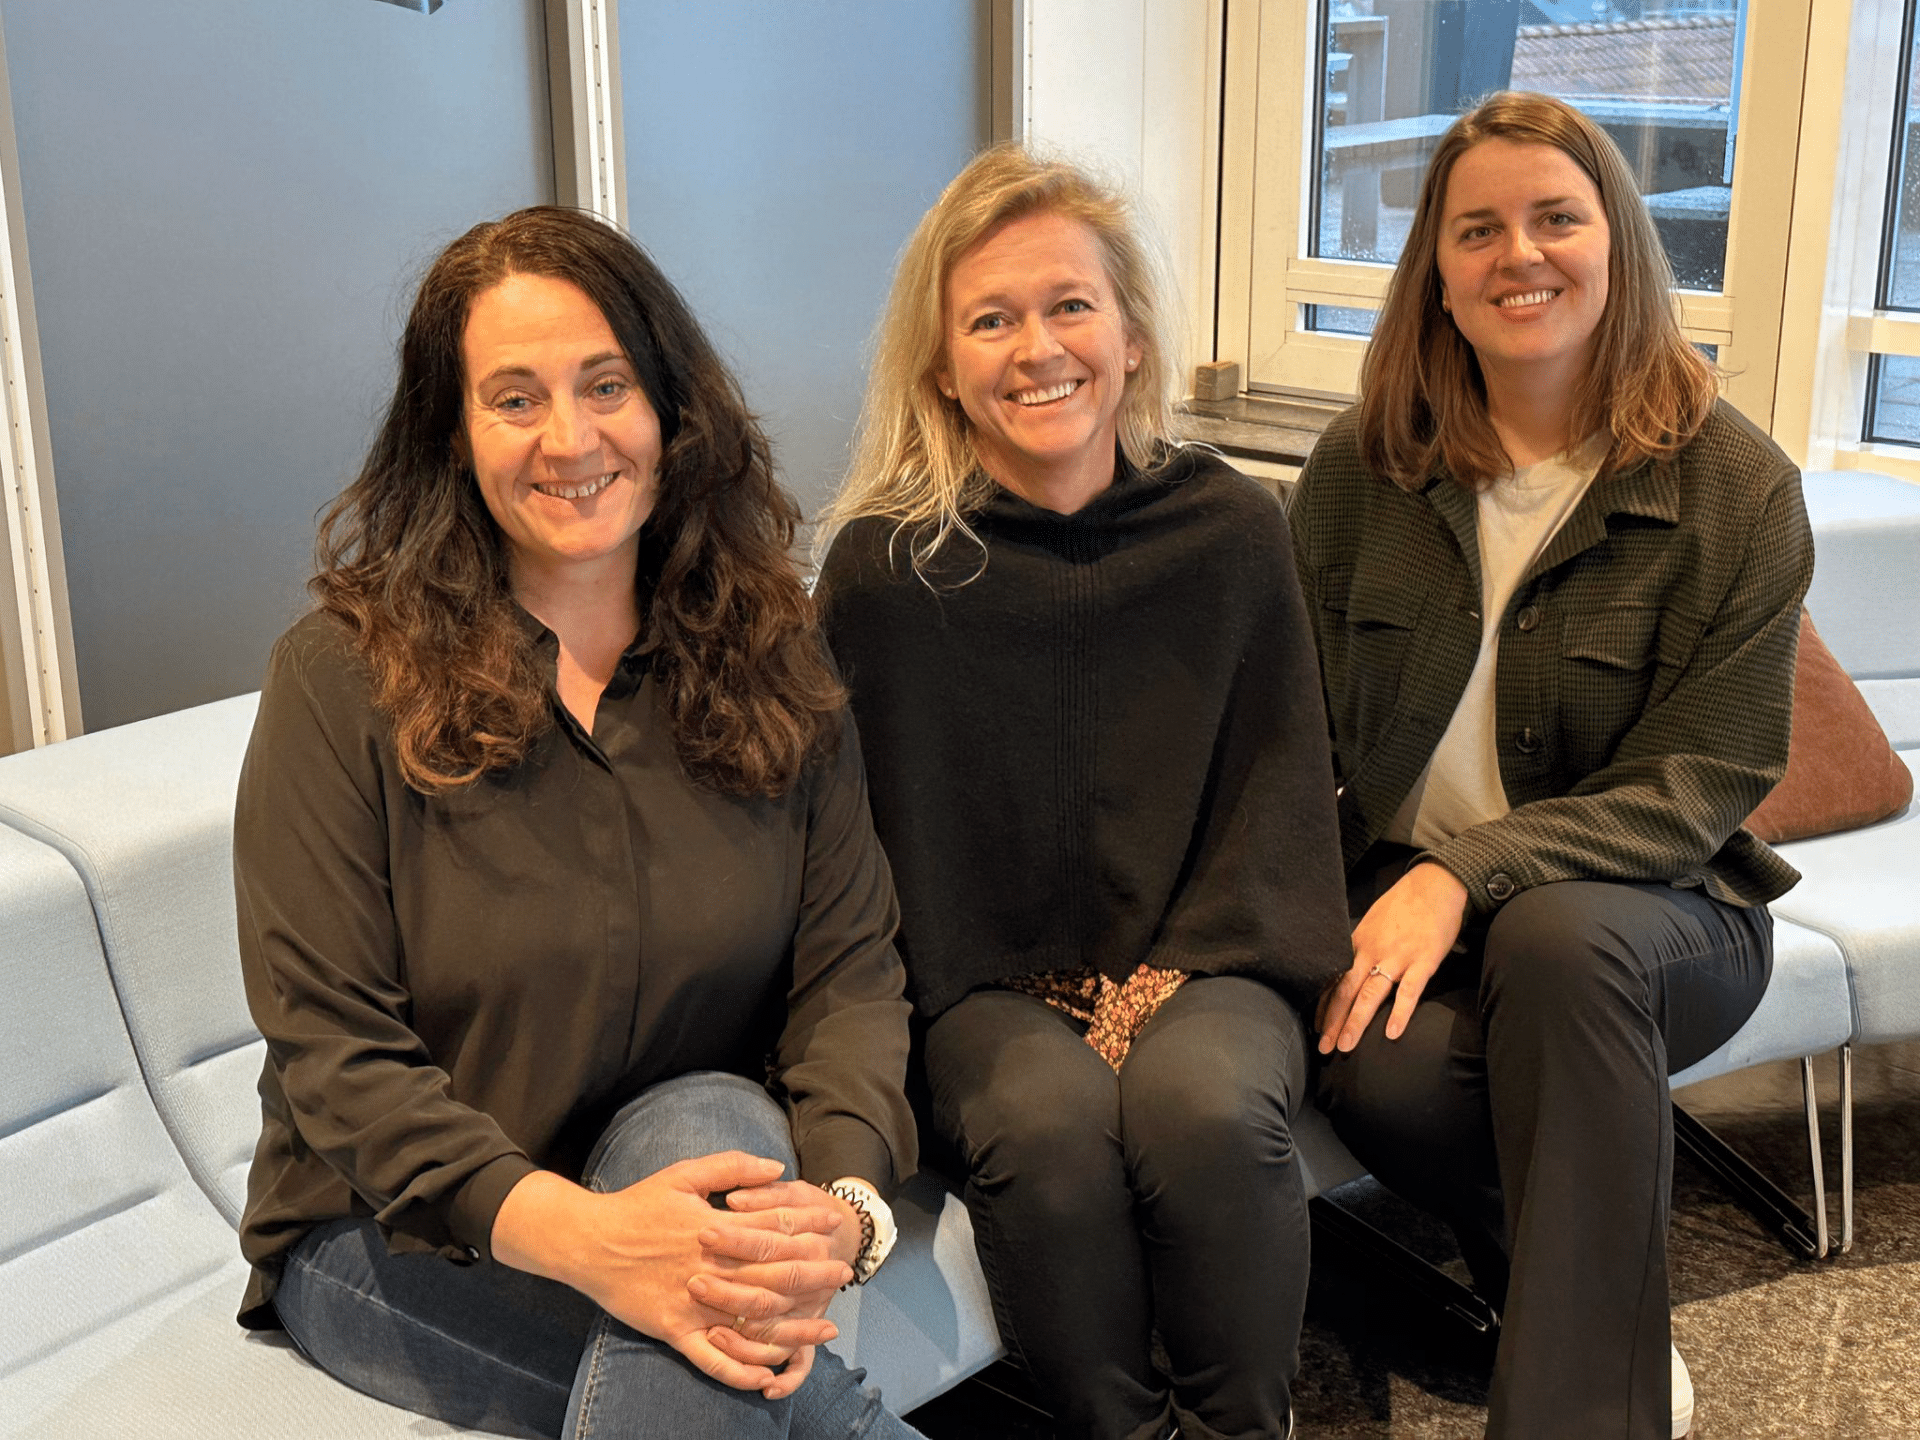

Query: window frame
546 0 625 226
1216 0 1811 429
1774 0 1920 480
0 17 77 751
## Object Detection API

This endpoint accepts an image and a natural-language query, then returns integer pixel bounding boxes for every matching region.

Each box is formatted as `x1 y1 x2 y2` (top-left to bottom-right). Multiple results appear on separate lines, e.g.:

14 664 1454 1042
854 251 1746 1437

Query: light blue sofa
1758 470 1920 1251
0 695 999 1439
0 679 1361 1437
1 470 1913 1436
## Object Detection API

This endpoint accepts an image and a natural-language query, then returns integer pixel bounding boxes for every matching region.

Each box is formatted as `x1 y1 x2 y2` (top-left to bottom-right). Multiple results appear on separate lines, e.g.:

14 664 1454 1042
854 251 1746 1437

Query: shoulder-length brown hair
816 143 1181 572
1358 90 1717 491
313 206 842 797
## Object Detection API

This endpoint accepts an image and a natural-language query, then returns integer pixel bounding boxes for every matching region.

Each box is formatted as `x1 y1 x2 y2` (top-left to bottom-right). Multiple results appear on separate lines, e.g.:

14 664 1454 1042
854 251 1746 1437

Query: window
1861 2 1920 446
1216 0 1920 479
1314 5 1744 288
1217 0 1813 428
1772 0 1920 478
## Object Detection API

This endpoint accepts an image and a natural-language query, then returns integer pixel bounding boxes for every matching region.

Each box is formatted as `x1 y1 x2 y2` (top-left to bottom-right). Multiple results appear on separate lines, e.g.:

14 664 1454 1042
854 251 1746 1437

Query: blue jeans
274 1071 922 1439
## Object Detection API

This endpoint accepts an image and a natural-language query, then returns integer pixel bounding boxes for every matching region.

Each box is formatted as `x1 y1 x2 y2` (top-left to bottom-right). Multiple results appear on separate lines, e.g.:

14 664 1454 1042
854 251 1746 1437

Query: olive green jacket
1289 400 1812 915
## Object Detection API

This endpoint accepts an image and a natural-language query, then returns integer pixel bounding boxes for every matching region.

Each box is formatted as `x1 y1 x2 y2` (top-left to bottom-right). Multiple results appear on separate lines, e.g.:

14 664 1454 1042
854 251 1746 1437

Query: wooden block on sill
1192 360 1242 402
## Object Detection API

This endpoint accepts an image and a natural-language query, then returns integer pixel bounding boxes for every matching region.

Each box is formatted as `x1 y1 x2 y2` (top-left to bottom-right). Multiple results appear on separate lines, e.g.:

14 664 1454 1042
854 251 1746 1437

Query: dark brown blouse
234 611 914 1326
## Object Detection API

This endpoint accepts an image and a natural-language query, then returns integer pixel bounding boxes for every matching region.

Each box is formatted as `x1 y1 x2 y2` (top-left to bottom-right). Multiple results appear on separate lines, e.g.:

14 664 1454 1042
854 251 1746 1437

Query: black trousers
1317 851 1772 1439
924 975 1311 1440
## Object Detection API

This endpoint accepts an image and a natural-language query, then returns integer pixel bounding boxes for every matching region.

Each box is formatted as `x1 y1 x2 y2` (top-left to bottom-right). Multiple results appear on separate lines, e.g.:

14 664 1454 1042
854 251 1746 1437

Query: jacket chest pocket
1558 604 1668 767
1320 563 1423 752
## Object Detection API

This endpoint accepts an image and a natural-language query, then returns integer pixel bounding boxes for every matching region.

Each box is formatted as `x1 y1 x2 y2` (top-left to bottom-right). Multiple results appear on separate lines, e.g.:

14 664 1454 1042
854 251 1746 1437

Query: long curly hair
1359 91 1718 491
313 206 842 797
815 144 1181 573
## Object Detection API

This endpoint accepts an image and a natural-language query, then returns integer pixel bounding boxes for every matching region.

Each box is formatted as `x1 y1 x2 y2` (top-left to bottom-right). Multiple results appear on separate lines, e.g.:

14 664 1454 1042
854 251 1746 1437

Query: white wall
1024 0 1221 383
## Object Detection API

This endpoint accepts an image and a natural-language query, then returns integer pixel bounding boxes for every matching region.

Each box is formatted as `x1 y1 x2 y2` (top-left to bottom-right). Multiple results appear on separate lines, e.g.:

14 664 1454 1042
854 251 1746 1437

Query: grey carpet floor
907 1041 1920 1439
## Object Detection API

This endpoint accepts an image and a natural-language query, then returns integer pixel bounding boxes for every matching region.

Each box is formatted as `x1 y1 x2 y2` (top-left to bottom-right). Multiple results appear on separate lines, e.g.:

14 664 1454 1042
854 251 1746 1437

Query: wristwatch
825 1177 897 1286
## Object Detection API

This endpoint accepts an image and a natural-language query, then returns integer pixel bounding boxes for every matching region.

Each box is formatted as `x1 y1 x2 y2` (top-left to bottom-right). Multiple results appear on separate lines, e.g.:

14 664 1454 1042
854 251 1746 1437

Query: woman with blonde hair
817 145 1349 1439
1295 93 1810 1438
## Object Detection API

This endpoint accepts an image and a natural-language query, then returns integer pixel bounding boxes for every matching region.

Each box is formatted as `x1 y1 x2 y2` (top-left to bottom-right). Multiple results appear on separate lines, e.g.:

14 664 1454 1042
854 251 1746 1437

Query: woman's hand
1318 863 1470 1054
491 1154 847 1394
694 1181 864 1400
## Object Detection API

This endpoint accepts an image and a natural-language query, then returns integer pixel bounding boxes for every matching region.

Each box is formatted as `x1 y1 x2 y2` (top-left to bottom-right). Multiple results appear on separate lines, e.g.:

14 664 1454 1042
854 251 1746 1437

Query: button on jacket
235 611 914 1325
1289 400 1812 913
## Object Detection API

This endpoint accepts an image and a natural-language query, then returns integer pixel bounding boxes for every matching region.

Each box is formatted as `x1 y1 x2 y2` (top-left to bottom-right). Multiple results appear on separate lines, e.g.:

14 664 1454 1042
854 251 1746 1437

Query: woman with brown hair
1294 93 1811 1438
233 206 923 1439
817 146 1349 1440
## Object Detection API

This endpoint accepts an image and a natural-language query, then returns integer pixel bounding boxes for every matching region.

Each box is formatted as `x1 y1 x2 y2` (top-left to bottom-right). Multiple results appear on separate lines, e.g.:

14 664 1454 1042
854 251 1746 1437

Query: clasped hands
1317 862 1470 1054
494 1154 860 1400
688 1158 864 1398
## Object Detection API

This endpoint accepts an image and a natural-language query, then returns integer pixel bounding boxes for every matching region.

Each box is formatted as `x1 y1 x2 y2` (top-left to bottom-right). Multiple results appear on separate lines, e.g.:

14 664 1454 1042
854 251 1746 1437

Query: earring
1126 357 1138 370
1441 296 1452 313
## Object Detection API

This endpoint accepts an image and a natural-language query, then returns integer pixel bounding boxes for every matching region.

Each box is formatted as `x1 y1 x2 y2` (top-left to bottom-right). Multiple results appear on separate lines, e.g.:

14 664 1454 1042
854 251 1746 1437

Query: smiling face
937 210 1143 510
461 272 662 597
1435 138 1611 407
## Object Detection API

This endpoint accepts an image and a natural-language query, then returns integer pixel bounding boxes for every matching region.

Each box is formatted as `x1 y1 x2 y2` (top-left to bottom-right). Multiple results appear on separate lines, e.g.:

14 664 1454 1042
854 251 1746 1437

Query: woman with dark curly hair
233 206 923 1440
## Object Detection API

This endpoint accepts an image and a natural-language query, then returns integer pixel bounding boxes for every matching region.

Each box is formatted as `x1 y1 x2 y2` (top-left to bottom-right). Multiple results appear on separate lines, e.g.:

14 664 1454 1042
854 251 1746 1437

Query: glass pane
1878 1 1920 310
1305 304 1379 336
1865 354 1920 445
1315 1 1743 290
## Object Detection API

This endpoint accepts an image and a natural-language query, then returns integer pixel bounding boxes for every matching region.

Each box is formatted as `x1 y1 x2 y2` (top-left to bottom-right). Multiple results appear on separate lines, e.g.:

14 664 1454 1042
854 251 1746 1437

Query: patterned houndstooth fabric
1289 399 1813 915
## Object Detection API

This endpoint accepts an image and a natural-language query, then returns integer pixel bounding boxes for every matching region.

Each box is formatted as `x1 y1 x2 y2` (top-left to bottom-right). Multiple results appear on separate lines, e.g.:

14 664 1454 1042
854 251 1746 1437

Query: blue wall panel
618 1 987 521
2 0 551 730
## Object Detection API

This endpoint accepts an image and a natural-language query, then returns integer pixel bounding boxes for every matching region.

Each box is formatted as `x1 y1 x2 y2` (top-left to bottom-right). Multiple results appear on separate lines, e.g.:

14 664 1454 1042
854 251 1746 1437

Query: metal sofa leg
1800 1054 1832 1260
1671 1058 1832 1261
1840 1043 1854 1254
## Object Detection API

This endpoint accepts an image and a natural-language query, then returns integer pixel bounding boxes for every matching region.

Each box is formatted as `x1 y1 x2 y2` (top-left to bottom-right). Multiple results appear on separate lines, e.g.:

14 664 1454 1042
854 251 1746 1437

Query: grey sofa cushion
6 1257 494 1440
0 696 263 1224
1801 470 1920 744
0 823 232 1390
0 807 508 1440
1770 752 1920 1046
1670 916 1853 1090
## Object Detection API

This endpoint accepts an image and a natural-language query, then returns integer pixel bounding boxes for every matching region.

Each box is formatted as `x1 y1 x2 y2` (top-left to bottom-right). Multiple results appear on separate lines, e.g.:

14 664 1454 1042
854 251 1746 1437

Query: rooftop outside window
1311 1 1745 337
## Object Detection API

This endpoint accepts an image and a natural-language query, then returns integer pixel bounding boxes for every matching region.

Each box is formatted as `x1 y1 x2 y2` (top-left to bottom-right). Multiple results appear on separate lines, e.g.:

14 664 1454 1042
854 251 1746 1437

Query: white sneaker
1671 1343 1694 1439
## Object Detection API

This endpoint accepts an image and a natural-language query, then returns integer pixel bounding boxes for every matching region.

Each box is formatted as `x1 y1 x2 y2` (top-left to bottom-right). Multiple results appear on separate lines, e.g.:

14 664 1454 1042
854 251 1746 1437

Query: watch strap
826 1177 896 1285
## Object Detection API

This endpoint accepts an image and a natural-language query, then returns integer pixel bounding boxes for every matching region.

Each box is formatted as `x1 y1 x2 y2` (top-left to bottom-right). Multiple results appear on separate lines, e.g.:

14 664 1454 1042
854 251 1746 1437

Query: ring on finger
734 1315 749 1333
1367 965 1394 983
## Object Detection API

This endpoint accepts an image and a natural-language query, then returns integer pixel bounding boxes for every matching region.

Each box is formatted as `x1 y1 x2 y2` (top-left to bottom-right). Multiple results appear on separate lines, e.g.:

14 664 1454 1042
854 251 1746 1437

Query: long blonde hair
816 144 1179 570
1359 91 1717 491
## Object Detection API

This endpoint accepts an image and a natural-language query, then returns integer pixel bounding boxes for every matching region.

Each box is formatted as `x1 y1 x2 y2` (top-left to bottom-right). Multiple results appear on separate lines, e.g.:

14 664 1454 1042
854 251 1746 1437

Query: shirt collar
509 598 658 681
1421 437 1682 586
1589 450 1683 526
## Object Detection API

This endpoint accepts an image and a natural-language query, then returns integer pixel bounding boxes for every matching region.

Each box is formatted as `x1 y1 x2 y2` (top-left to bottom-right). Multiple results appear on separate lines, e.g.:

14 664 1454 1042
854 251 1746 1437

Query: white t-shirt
1386 435 1607 850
